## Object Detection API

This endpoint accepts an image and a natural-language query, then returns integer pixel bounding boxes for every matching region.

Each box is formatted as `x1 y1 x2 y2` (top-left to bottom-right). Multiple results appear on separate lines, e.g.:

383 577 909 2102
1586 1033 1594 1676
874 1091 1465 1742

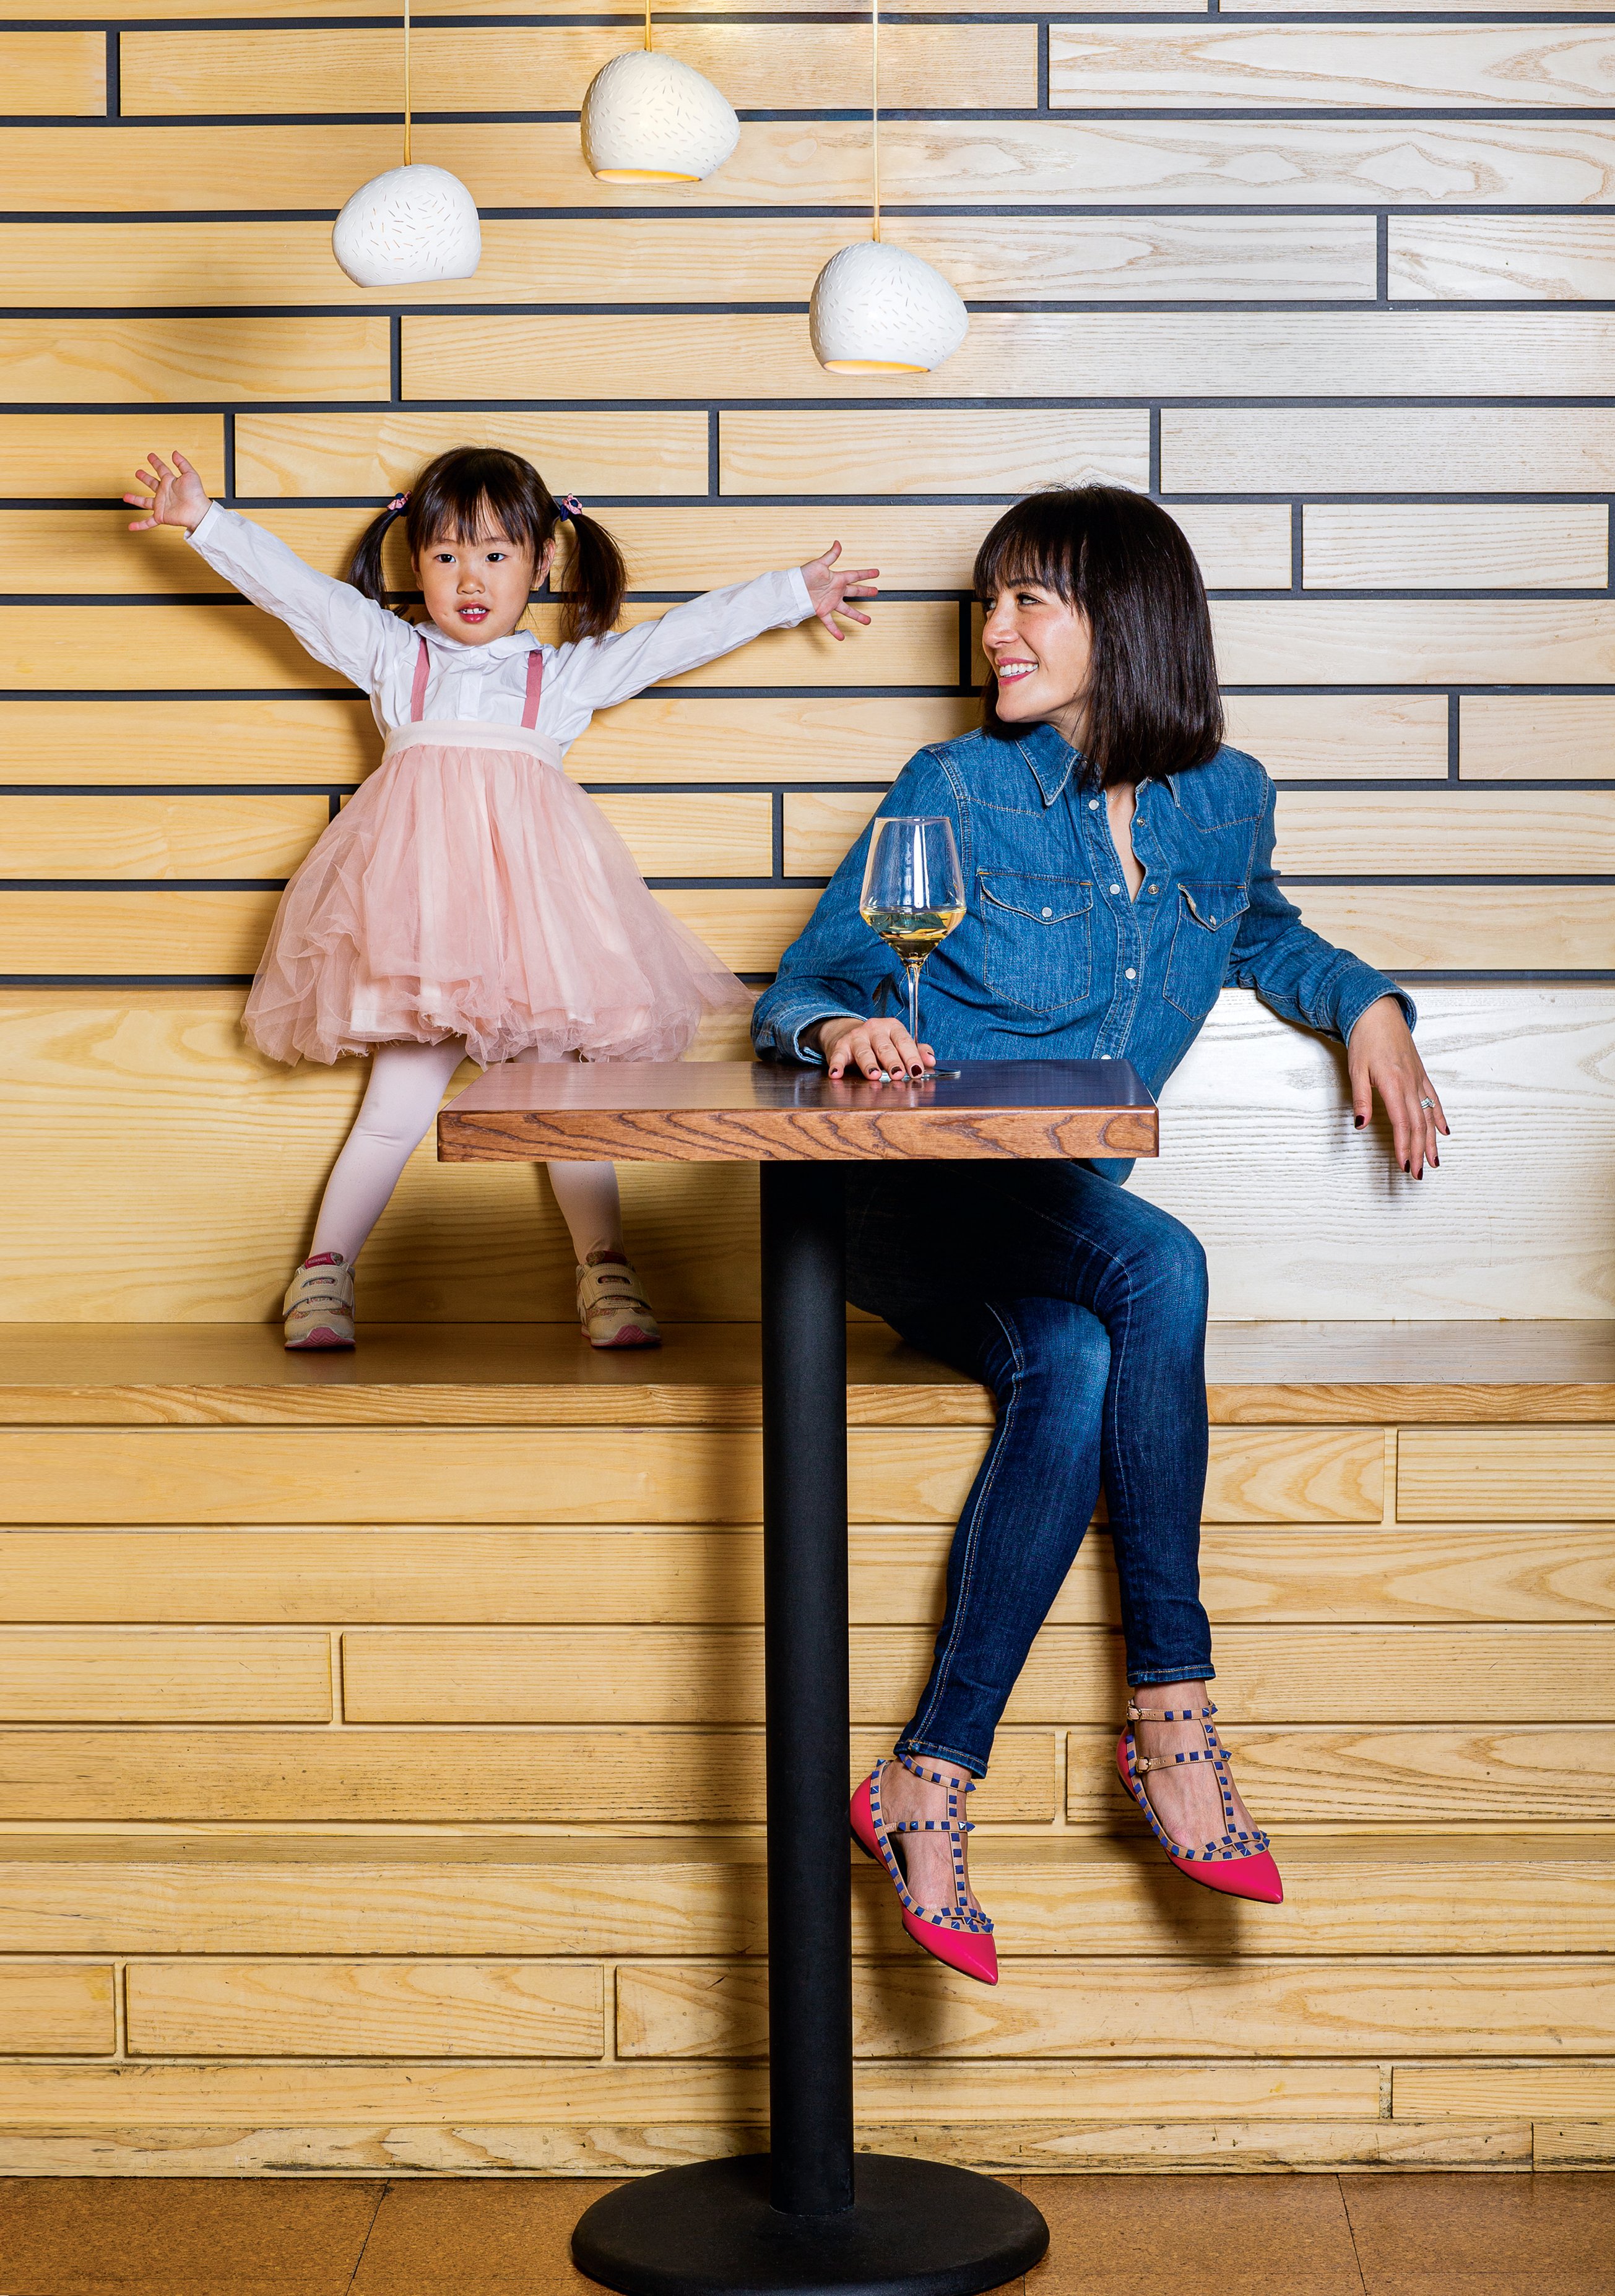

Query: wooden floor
0 2173 1609 2295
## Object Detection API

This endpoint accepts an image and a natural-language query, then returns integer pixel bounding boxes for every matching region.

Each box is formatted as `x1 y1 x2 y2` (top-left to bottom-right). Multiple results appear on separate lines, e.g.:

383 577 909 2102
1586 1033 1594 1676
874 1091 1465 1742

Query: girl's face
415 522 553 646
980 576 1093 748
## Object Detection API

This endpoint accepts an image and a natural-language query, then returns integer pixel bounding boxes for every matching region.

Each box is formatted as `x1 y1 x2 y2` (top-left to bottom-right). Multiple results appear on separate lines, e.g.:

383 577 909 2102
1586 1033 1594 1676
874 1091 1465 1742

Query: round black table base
570 2153 1049 2296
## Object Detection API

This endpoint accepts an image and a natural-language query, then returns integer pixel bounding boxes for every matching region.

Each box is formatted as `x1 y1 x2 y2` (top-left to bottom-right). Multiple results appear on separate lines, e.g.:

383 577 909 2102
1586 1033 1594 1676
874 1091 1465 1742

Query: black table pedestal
572 1165 1049 2296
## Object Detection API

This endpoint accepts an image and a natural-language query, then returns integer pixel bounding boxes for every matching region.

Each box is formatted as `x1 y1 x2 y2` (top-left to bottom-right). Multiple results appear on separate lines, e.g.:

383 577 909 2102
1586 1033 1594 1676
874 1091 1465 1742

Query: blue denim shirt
751 724 1413 1176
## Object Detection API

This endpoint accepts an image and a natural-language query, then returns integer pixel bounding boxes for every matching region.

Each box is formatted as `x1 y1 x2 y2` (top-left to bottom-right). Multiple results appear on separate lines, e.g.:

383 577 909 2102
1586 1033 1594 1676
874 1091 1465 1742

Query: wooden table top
438 1060 1158 1164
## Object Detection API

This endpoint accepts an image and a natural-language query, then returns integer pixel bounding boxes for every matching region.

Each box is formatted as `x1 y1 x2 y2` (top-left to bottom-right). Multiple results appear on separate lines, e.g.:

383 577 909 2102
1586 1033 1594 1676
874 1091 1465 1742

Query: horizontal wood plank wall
0 1 1612 2191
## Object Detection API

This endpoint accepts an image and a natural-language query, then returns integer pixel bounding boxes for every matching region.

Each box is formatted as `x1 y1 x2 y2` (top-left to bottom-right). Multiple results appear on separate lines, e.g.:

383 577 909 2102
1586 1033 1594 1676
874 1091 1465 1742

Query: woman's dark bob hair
974 485 1223 788
349 446 627 643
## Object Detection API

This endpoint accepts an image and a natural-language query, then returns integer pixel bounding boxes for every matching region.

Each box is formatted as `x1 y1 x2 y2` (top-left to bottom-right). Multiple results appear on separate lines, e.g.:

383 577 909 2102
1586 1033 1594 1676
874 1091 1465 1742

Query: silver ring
1419 1097 1436 1111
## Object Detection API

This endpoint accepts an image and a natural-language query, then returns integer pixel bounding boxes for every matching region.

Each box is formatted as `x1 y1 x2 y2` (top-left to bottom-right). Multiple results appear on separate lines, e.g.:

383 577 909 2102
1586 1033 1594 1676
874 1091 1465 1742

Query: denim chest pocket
979 872 1093 1014
1164 882 1249 1019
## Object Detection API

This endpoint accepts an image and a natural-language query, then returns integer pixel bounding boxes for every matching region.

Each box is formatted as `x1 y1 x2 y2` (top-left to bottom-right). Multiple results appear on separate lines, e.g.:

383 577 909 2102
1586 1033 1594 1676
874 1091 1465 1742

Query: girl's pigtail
348 493 410 606
559 506 627 643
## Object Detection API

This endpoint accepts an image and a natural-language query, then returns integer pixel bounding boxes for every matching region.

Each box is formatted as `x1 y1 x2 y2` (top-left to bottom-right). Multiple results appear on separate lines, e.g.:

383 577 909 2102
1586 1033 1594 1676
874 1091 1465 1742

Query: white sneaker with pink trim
576 1249 660 1349
283 1253 355 1350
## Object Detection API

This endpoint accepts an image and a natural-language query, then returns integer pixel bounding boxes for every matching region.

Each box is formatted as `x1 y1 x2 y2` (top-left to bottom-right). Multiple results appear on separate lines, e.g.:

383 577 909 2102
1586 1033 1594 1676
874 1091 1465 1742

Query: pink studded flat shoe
1116 1698 1283 1905
849 1751 998 1985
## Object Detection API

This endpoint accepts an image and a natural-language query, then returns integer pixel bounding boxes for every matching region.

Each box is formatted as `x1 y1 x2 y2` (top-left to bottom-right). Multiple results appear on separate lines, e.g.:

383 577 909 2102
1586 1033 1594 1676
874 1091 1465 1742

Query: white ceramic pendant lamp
581 0 739 185
333 0 481 287
810 1 967 374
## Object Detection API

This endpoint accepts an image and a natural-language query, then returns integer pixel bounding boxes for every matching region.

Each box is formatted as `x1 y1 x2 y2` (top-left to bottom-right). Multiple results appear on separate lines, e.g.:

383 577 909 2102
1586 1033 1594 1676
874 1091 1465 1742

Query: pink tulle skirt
243 722 750 1068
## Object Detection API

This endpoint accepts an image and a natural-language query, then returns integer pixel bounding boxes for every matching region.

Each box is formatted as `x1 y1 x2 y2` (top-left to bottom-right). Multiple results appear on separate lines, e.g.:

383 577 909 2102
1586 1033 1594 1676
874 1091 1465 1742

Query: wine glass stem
904 957 922 1047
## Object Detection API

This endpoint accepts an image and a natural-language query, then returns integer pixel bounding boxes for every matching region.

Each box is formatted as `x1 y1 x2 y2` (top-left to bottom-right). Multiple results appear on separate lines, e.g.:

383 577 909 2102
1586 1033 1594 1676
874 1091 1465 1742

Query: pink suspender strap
409 635 430 723
521 644 544 730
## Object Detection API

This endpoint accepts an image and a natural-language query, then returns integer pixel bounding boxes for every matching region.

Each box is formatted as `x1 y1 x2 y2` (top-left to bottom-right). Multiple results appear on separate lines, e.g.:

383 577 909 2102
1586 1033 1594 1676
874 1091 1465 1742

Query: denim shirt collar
1012 720 1083 808
1012 720 1188 810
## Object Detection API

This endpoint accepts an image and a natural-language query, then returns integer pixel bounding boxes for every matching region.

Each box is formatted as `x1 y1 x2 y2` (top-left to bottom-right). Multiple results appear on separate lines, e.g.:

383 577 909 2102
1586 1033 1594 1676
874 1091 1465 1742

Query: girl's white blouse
186 503 816 753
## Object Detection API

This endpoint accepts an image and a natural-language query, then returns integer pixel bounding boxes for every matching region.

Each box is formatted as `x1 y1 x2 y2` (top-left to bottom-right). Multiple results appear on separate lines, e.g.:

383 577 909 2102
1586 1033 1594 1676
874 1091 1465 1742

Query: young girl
125 445 877 1350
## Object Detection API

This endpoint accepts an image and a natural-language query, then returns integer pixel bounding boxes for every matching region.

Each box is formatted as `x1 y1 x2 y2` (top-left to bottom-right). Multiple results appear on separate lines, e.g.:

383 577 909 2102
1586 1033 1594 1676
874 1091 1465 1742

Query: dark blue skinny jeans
845 1160 1214 1779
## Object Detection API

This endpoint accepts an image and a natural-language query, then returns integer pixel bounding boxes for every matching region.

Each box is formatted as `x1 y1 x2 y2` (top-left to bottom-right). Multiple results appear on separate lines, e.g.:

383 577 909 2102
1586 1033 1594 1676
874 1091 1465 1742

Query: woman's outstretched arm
1227 777 1447 1178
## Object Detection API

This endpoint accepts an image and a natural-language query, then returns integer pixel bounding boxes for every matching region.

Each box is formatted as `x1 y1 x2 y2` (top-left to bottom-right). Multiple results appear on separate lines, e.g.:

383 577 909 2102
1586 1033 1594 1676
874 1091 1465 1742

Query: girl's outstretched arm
125 449 414 697
544 542 878 748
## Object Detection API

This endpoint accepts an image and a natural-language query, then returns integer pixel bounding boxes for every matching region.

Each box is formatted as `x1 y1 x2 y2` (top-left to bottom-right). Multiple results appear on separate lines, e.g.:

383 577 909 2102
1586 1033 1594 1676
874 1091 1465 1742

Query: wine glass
859 814 966 1055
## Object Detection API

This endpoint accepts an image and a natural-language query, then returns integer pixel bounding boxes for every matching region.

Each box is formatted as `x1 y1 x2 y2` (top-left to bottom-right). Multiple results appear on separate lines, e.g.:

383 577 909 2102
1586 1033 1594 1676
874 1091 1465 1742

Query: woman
750 486 1447 1987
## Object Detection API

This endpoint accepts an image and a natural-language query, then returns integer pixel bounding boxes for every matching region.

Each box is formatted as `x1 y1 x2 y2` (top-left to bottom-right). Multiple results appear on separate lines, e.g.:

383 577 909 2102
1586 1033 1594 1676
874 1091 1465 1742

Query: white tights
307 1039 625 1268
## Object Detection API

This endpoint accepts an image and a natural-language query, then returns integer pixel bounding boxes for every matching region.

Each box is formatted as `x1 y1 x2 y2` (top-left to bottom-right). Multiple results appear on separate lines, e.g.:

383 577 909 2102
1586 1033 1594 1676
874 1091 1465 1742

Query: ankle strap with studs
1126 1700 1216 1723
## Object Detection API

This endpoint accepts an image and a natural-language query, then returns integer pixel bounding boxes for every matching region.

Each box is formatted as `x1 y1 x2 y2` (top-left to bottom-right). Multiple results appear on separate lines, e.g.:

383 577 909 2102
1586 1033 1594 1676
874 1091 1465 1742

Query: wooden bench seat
0 1321 1609 2178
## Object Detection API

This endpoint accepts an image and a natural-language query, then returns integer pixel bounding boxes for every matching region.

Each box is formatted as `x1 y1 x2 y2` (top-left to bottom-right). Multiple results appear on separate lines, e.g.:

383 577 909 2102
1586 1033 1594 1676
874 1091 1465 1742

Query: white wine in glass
859 814 966 1051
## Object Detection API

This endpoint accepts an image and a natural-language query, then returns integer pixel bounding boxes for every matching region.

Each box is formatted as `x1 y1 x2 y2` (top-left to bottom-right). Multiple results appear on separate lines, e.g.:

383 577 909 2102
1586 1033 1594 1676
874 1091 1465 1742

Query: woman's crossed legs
845 1160 1252 1912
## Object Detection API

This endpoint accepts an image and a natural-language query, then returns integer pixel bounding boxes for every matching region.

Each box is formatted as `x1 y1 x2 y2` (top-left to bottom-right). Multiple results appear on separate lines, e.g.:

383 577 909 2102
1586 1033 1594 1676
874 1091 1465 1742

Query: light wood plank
0 32 102 112
619 1955 1615 2061
3 1526 1611 1627
570 699 979 787
0 319 388 407
0 1628 330 1722
1393 216 1615 302
1304 506 1609 592
0 1964 113 2055
1395 2066 1615 2120
0 891 283 977
1050 25 1615 110
1263 885 1615 972
0 418 222 500
0 697 379 789
594 793 773 879
405 310 1615 403
0 1425 1380 1527
1169 407 1615 495
18 119 1615 214
1535 2122 1615 2167
1271 790 1615 875
0 2118 1533 2177
0 795 331 881
782 790 878 878
126 1959 604 2060
720 411 1148 500
3 1834 1606 1959
1223 696 1450 782
1068 1722 1613 1823
0 1727 1055 1825
341 1621 1609 1726
1461 696 1615 780
233 412 708 502
0 2055 1373 2129
1400 1428 1615 1522
1214 600 1615 686
0 215 1374 310
122 25 1033 116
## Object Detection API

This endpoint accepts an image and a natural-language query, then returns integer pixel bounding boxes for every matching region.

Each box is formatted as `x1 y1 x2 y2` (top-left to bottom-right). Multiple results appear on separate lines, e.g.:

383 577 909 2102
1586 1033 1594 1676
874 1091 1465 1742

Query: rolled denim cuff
1339 969 1417 1043
894 1734 988 1781
752 996 864 1067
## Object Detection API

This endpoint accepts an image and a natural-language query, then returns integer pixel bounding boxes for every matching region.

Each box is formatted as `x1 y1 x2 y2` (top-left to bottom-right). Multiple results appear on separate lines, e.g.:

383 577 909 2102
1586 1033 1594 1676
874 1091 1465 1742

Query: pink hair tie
386 492 409 513
560 494 584 518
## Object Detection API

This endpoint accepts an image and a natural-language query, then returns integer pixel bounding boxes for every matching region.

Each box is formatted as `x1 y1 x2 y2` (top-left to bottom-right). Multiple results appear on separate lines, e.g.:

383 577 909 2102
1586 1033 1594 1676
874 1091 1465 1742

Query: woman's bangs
974 507 1079 603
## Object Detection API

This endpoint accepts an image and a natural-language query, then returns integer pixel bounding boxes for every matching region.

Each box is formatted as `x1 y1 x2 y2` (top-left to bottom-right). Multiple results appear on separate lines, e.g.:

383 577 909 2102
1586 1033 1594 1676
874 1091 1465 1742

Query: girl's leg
545 1161 625 1263
308 1038 468 1264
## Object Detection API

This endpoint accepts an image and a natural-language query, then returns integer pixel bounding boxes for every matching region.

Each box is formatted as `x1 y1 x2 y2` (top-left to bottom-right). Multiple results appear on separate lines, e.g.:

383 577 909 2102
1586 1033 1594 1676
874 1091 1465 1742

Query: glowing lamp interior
592 167 698 183
821 359 927 374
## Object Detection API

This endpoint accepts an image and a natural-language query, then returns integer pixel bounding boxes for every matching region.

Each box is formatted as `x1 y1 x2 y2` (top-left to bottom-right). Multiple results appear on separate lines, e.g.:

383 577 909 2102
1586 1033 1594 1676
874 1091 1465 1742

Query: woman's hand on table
814 1014 935 1083
1348 995 1448 1179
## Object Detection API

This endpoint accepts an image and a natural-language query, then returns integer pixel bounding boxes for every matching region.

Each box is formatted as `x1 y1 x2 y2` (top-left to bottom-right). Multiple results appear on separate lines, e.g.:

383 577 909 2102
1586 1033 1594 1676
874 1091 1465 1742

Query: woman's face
980 576 1093 744
415 522 552 647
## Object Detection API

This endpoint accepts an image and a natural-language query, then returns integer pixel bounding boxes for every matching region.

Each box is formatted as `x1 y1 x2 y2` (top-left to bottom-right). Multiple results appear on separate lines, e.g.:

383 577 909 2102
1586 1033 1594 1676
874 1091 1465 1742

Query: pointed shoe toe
905 1910 998 1985
849 1776 879 1860
1179 1846 1284 1905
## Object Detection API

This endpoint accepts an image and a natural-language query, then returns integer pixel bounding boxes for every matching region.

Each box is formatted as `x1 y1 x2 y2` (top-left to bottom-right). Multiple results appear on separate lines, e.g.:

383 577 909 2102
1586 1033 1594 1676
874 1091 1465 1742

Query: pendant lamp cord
644 0 653 49
870 0 881 242
402 0 412 166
